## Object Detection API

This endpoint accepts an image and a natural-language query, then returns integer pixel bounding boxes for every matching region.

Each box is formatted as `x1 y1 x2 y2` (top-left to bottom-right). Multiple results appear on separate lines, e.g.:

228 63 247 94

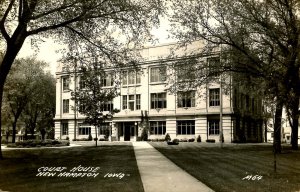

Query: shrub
197 135 201 142
66 137 69 141
51 140 60 145
7 143 17 148
165 133 171 142
167 138 179 145
206 139 215 143
88 134 93 141
188 138 195 142
141 128 148 141
180 138 188 142
94 138 98 141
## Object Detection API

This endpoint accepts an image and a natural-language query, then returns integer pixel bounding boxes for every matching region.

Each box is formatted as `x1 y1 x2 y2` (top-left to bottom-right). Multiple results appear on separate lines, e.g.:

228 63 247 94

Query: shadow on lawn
150 142 300 192
0 145 144 192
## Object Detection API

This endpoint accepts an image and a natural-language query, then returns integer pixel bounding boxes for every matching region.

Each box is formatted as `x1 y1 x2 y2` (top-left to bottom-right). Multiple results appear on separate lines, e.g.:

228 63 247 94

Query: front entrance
123 122 135 141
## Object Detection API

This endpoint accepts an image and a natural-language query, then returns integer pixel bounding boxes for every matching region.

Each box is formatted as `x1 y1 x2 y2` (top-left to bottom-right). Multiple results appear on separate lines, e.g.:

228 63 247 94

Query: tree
169 0 300 151
71 63 119 147
0 0 165 159
21 68 55 140
3 57 54 142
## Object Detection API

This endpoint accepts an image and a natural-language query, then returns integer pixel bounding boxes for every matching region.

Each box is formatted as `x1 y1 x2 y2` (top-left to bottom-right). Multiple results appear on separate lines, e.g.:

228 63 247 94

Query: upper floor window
100 100 114 112
122 94 141 110
63 99 69 113
101 72 114 87
62 76 69 91
151 93 167 109
209 88 220 106
79 77 86 89
176 63 196 82
150 66 166 83
207 57 220 77
122 70 141 85
177 91 195 108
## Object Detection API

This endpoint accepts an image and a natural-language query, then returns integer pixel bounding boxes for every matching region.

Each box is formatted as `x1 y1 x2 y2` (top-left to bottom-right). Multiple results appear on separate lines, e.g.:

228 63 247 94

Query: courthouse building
54 41 264 143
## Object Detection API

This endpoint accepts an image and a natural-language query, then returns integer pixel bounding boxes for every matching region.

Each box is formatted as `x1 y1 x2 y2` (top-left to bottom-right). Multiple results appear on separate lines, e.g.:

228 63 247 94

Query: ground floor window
177 120 195 135
98 123 110 135
79 126 91 135
62 123 68 135
150 121 166 135
208 120 219 135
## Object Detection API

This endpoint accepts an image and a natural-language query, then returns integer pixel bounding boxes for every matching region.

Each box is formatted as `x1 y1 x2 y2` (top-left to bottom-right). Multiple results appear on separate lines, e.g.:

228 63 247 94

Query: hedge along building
54 41 264 143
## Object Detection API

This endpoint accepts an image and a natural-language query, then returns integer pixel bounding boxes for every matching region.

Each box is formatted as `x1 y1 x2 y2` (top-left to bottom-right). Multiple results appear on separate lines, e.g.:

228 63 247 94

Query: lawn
0 143 144 192
150 142 300 192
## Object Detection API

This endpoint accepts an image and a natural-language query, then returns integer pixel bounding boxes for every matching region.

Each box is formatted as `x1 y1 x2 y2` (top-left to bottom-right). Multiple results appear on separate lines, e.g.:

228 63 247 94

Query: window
100 100 114 112
136 94 141 110
62 76 69 91
176 63 196 81
62 123 68 135
178 91 195 108
122 94 141 110
177 120 195 135
207 57 220 76
151 93 167 109
150 67 166 82
209 88 220 106
122 70 141 85
98 123 110 135
101 72 114 87
79 126 91 135
79 76 86 89
209 120 219 135
122 95 127 110
150 121 166 135
63 99 69 113
128 95 135 110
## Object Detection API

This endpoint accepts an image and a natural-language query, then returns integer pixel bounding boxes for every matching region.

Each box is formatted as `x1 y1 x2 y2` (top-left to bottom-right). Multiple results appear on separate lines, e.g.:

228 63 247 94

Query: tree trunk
291 98 299 150
0 24 28 159
273 100 283 154
0 86 4 159
12 117 17 143
264 119 268 143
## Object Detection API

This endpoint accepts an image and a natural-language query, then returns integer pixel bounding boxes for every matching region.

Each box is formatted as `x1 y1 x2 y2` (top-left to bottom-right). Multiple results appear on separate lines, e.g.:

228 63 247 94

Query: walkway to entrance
132 142 214 192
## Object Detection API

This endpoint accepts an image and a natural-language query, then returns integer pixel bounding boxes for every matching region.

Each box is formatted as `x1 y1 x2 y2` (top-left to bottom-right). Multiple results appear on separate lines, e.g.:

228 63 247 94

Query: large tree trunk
0 28 27 159
0 86 4 159
291 98 299 150
273 100 283 154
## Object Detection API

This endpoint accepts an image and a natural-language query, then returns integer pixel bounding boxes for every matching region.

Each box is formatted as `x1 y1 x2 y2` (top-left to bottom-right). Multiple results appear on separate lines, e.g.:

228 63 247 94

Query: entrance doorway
123 122 135 141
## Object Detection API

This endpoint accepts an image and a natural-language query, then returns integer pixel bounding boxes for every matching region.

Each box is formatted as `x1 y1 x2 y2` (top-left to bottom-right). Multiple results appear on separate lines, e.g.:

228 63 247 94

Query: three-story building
54 41 264 143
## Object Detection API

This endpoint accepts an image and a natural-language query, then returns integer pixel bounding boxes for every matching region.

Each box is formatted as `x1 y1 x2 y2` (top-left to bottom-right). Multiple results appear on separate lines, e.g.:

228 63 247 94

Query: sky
17 17 174 76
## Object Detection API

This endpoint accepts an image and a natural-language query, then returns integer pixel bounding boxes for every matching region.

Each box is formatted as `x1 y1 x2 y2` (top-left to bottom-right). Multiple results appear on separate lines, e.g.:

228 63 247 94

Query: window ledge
177 107 196 110
122 84 142 88
149 82 166 85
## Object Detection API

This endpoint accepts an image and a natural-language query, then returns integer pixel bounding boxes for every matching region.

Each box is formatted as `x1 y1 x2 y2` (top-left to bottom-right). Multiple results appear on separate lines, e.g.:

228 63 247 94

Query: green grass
0 144 144 192
150 142 300 192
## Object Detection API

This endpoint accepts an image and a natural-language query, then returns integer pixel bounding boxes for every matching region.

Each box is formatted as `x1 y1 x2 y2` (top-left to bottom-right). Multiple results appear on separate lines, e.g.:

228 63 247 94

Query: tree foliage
0 0 165 158
169 0 300 150
2 57 55 142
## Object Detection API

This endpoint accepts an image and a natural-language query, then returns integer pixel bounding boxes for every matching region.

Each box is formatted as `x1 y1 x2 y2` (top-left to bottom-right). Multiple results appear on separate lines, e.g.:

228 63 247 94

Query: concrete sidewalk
132 142 214 192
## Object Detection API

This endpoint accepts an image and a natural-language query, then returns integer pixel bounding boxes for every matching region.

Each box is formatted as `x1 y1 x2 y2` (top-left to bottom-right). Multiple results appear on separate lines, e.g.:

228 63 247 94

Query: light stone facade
54 41 263 143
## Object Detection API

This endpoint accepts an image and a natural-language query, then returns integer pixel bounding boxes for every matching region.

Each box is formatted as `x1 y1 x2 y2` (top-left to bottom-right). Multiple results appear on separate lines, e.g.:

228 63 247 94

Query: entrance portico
117 122 139 141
